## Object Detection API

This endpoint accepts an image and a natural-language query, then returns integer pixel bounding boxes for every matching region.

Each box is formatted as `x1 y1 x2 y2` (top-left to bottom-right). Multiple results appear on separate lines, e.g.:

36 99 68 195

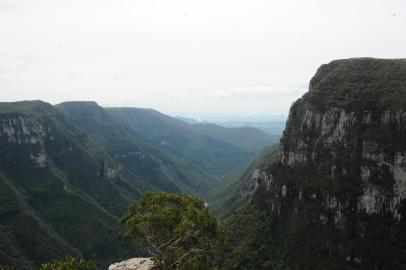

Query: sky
0 0 405 117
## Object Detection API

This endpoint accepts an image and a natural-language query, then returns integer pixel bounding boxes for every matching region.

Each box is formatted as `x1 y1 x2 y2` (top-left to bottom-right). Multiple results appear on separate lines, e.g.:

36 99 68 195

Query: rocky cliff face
219 58 406 270
258 59 406 269
0 113 47 166
0 101 136 269
276 104 406 219
0 106 123 199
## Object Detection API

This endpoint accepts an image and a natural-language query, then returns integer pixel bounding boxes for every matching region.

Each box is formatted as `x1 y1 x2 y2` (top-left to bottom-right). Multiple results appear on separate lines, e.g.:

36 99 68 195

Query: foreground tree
122 192 223 270
39 256 96 270
0 266 14 270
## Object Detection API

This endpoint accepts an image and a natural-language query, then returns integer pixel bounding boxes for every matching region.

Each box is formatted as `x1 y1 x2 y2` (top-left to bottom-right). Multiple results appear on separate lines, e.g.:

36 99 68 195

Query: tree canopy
122 192 223 270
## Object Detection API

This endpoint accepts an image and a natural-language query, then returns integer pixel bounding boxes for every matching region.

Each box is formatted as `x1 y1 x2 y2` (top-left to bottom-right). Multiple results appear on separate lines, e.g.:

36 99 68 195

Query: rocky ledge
108 258 154 270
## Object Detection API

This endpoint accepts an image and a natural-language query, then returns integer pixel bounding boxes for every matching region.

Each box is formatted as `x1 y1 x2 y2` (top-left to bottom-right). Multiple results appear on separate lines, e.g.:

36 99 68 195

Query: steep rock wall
252 59 406 269
0 103 137 269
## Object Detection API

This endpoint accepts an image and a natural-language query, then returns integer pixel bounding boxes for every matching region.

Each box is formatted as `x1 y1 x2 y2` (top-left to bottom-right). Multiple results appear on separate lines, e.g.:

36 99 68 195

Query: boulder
108 258 154 270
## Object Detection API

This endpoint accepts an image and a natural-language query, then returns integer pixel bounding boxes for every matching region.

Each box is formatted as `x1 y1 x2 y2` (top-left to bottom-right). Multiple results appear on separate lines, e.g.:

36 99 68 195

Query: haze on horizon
0 0 405 117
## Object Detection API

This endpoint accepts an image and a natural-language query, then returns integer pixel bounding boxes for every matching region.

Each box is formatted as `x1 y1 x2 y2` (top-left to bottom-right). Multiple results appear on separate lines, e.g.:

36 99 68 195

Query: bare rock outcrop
108 258 154 270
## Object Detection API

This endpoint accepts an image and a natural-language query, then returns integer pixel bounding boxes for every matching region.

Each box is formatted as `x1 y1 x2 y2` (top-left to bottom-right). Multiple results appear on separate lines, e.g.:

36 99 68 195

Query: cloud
0 67 12 75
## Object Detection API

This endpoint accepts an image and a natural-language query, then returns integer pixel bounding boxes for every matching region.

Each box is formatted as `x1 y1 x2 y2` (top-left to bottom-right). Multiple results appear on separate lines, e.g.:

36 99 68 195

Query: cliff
219 58 406 270
0 101 136 269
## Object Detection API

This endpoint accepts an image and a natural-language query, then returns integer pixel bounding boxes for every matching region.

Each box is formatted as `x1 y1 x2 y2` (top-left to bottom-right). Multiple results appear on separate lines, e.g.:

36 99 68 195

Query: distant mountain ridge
106 107 256 176
174 116 204 124
191 123 280 152
56 101 212 195
175 115 286 136
217 120 286 135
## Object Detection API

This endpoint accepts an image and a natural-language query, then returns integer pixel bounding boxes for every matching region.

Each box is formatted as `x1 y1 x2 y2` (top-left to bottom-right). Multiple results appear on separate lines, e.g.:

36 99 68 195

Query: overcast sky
0 0 405 116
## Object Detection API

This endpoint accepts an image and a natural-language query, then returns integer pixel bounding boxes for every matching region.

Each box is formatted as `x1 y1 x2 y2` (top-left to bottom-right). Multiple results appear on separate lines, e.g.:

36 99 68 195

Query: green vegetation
304 58 406 111
216 58 406 270
56 101 272 197
56 101 210 195
0 266 15 270
40 256 96 270
0 101 135 269
4 58 406 270
1 257 96 270
122 192 223 270
191 123 279 152
1 100 264 269
209 145 279 218
216 206 289 270
106 107 254 176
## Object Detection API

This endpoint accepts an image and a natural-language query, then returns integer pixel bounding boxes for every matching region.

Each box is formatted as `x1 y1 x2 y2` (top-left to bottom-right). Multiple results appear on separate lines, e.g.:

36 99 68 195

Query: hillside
0 101 137 269
106 108 254 176
219 58 406 270
217 120 286 135
1 99 276 269
0 100 275 269
209 145 279 218
191 123 279 152
56 101 215 196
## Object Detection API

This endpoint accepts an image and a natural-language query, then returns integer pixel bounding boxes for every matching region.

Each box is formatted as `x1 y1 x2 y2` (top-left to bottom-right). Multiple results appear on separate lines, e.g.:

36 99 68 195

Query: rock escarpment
0 101 135 269
220 58 406 270
108 258 154 270
276 102 406 220
263 58 406 269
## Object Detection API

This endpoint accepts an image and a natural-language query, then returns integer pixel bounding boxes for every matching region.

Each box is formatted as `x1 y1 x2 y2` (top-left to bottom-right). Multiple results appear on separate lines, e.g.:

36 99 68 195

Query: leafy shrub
122 192 224 270
0 266 15 270
39 256 96 270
